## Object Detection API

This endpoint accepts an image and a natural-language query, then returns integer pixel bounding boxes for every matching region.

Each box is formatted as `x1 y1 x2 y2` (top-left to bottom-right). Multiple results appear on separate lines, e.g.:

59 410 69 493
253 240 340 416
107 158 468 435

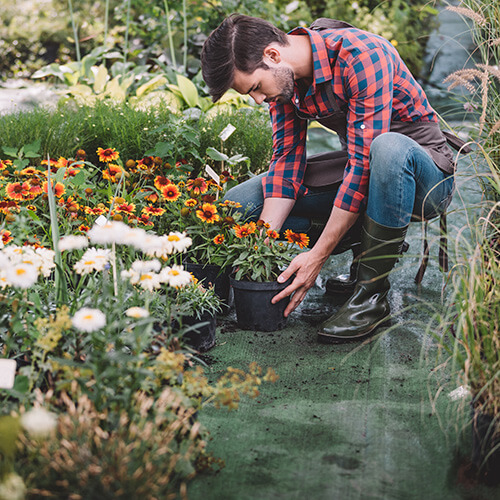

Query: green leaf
2 146 18 158
12 375 29 394
13 159 29 169
70 170 86 186
24 139 41 157
93 65 109 93
176 74 199 108
136 75 168 97
145 142 173 158
206 147 228 162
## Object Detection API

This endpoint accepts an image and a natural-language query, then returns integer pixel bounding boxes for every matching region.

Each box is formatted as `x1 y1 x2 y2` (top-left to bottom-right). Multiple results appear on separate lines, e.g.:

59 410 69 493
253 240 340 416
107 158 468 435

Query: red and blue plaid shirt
263 26 438 213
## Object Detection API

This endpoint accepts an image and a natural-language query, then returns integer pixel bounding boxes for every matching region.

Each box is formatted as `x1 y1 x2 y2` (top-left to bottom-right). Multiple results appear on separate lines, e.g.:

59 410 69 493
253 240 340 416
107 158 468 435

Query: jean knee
223 175 264 220
369 132 414 179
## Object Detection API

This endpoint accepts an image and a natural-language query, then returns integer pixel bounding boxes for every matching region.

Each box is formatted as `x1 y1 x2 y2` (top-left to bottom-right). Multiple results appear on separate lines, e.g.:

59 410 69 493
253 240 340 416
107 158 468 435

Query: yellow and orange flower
142 206 165 216
213 234 225 245
186 177 208 195
78 224 90 233
219 200 242 208
19 167 39 176
136 215 154 227
102 164 124 182
27 178 43 198
196 203 220 224
266 229 279 239
0 201 19 214
0 230 13 245
5 182 31 201
84 206 106 215
97 147 119 162
115 203 136 215
154 175 172 191
42 180 66 197
234 222 257 238
184 198 198 207
58 196 80 213
284 229 309 249
143 190 159 203
136 156 156 174
0 160 13 171
161 183 181 202
26 205 37 212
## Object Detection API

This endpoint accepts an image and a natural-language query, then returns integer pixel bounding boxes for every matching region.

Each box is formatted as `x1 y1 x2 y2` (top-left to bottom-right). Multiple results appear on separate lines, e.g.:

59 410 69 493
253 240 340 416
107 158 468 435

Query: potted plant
221 221 309 331
173 279 222 352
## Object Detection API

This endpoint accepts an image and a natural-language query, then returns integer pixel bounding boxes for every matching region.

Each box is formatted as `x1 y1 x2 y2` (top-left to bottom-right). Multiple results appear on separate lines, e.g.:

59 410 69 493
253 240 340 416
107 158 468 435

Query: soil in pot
230 277 293 332
181 312 217 352
185 262 233 315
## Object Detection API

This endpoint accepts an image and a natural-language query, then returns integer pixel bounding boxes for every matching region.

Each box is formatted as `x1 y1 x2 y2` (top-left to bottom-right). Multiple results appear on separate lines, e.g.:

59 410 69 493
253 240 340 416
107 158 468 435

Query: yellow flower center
170 270 180 276
140 274 152 281
168 235 180 241
16 268 26 276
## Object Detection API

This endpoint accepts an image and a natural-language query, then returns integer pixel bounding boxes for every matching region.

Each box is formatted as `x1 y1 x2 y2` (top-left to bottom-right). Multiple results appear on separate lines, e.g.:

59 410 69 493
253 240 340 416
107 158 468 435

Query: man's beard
268 67 294 104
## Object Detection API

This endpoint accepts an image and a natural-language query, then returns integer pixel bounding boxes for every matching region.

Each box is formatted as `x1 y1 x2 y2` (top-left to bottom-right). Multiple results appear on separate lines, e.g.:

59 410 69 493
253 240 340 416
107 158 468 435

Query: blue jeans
224 132 455 233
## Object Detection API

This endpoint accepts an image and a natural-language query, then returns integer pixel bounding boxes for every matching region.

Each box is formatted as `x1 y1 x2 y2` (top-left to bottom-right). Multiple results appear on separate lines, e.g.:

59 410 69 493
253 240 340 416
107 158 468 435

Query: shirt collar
288 26 333 96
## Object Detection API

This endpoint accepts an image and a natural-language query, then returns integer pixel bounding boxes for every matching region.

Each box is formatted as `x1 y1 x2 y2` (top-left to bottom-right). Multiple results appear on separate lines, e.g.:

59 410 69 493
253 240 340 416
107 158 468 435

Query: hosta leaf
176 74 199 108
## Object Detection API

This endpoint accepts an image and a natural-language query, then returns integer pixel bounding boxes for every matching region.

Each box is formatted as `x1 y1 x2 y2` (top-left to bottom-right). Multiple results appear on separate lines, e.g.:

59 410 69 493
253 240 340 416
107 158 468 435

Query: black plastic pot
230 277 292 332
471 409 500 482
185 262 233 315
182 312 217 352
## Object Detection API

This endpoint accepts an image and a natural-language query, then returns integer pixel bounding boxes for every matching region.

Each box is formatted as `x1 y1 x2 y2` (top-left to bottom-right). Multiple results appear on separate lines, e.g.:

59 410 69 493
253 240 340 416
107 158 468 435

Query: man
201 14 456 342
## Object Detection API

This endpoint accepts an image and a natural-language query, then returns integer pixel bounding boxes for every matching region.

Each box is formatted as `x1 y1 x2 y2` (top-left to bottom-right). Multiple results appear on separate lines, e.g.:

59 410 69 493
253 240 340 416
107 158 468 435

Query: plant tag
95 215 107 226
0 359 16 389
219 123 236 142
205 164 220 185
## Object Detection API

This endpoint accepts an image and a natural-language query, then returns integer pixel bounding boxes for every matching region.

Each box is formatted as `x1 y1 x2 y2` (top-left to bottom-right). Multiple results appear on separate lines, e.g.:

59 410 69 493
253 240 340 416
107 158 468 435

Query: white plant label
205 164 220 185
95 215 107 226
219 123 236 142
0 359 16 389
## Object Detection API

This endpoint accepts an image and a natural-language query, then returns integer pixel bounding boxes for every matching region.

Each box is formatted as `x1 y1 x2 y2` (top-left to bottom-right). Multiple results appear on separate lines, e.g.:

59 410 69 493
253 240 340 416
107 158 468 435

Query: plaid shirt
263 26 438 213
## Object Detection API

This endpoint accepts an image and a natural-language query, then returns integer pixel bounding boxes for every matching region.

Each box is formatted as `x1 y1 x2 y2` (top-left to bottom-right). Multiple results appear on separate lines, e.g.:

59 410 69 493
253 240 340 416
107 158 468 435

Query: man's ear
262 45 282 65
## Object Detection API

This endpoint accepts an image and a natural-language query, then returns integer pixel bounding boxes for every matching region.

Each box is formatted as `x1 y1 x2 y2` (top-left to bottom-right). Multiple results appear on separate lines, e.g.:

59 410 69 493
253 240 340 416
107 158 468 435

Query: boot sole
317 316 392 344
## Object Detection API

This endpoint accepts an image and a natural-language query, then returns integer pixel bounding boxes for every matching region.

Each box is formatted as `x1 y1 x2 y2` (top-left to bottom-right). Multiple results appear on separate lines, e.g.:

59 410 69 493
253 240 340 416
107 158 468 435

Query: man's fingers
284 288 306 317
277 259 298 284
272 282 297 304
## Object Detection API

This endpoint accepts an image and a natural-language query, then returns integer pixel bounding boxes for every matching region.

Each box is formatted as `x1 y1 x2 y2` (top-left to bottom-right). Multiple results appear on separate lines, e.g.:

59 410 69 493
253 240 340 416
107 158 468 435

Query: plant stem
123 0 132 71
67 0 81 62
163 0 177 68
103 0 110 49
183 0 187 71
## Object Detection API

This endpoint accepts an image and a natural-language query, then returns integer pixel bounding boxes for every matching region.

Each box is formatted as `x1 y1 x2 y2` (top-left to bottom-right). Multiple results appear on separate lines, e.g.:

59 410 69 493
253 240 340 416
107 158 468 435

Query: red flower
196 203 220 224
266 229 279 239
154 175 172 191
78 224 90 233
161 184 181 202
186 177 208 195
234 222 257 238
5 182 31 201
213 234 225 245
0 230 13 244
115 203 136 215
142 206 165 216
97 147 119 162
42 180 66 197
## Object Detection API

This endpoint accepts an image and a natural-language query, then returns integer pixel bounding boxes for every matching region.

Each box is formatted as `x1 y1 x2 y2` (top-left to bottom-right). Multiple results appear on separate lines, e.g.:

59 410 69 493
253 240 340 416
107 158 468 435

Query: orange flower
5 182 31 201
137 215 154 227
136 156 156 174
56 157 69 169
63 167 80 178
284 229 309 249
97 147 119 162
161 184 181 202
0 201 19 214
0 230 13 244
42 180 65 197
266 229 279 239
184 198 198 207
78 224 90 233
102 164 124 182
213 234 225 245
26 205 37 212
141 188 159 203
115 203 136 215
196 203 220 224
154 175 172 191
0 160 13 171
142 206 165 216
186 177 208 195
27 178 43 198
219 200 242 208
234 222 257 238
84 206 106 215
19 167 39 176
58 196 80 213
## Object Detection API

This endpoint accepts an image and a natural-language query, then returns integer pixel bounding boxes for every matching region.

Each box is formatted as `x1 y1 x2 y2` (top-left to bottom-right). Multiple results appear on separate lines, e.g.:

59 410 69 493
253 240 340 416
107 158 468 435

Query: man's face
232 65 294 105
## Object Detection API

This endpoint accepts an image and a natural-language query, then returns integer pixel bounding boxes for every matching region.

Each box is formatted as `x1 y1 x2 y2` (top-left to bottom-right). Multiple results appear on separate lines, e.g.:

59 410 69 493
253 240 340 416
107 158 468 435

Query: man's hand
271 248 327 317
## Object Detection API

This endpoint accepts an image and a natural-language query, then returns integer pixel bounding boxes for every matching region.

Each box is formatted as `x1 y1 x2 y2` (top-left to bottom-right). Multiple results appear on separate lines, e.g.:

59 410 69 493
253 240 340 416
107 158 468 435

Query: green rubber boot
318 216 408 343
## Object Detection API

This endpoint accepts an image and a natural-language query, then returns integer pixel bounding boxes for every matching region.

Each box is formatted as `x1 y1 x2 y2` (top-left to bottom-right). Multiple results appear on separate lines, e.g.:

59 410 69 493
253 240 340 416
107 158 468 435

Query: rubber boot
318 216 408 343
324 243 361 296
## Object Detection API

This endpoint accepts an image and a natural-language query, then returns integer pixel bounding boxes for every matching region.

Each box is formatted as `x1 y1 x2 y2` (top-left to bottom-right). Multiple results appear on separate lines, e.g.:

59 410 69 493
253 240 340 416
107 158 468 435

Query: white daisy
87 220 132 245
165 231 192 253
136 272 161 292
34 248 56 277
120 227 148 250
5 263 39 288
72 307 106 332
58 235 89 252
131 259 161 274
125 306 150 318
74 248 111 275
160 265 192 288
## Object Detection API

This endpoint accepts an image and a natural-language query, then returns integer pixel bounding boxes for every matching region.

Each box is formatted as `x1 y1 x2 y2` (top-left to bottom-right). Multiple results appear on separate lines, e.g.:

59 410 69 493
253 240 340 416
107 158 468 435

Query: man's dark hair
201 14 288 102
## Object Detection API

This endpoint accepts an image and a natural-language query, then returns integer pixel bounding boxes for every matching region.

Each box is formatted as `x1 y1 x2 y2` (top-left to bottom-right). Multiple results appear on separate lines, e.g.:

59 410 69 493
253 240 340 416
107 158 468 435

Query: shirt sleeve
262 100 309 200
334 47 394 213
